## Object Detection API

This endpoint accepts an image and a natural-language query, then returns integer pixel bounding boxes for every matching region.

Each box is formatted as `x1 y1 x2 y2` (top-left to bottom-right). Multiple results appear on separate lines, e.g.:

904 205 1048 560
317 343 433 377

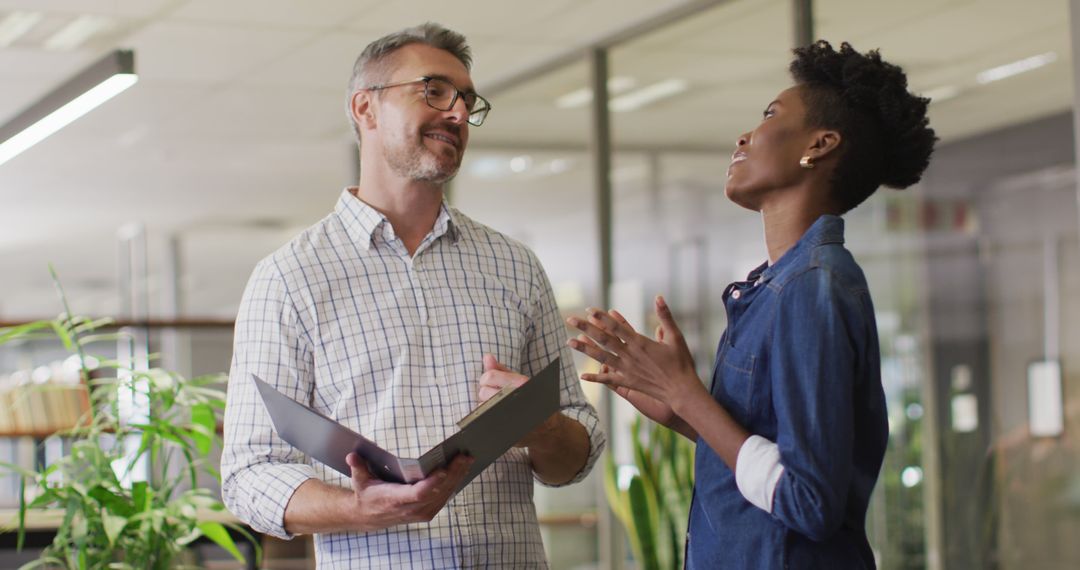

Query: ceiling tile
170 0 378 29
123 19 315 84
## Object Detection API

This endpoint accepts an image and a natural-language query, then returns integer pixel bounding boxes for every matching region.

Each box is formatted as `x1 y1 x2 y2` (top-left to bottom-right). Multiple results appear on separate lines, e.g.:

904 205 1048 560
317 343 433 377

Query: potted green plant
0 271 257 569
604 416 695 570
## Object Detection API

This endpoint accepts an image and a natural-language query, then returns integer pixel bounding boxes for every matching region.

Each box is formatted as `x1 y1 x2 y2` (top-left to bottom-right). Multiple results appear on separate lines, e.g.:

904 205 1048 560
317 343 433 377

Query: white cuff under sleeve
735 434 785 513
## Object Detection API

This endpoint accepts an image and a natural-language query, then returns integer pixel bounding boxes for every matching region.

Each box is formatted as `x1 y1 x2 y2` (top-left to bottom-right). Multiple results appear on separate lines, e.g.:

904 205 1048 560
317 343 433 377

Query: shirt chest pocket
717 343 757 420
450 303 528 369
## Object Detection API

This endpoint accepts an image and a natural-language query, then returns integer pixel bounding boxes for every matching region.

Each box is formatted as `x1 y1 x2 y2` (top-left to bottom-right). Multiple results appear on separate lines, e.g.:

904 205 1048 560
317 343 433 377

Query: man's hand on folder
478 354 559 449
344 451 474 531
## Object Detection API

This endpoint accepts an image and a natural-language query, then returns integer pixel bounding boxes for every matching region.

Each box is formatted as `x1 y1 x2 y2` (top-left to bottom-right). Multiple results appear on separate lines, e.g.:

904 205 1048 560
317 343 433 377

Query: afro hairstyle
789 40 938 213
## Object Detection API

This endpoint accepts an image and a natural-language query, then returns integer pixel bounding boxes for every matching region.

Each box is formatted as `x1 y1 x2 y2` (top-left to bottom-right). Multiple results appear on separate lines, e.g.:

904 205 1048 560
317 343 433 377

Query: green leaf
602 452 629 525
16 474 26 551
658 459 684 569
72 317 115 335
68 512 88 545
49 320 76 352
149 423 189 448
89 485 135 517
605 420 697 570
189 403 216 455
103 513 127 546
0 320 53 345
627 475 660 570
0 460 39 478
189 373 227 387
632 421 657 501
6 268 235 569
17 556 66 570
197 521 244 562
27 488 61 510
132 481 149 512
632 417 657 487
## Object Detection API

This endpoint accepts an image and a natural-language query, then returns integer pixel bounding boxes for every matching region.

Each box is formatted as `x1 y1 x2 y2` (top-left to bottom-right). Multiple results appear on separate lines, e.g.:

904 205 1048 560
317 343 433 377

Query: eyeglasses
365 76 492 126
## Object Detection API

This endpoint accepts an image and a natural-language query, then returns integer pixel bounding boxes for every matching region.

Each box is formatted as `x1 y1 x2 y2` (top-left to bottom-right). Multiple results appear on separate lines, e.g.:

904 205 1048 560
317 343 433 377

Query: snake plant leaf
608 420 697 570
603 452 630 526
631 417 657 485
658 458 687 568
632 431 673 567
628 475 660 570
632 423 656 498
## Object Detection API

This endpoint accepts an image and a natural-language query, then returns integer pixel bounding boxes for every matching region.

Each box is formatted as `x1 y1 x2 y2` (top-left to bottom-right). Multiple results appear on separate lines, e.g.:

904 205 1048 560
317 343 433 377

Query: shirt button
731 289 741 300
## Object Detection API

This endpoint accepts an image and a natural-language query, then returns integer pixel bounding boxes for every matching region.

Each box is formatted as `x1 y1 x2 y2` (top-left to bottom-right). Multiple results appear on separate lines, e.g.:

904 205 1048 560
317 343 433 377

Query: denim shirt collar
753 214 845 286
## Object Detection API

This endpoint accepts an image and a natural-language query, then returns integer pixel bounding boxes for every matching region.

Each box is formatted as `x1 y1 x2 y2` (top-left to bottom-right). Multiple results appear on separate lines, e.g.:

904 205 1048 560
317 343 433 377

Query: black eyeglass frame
365 76 492 126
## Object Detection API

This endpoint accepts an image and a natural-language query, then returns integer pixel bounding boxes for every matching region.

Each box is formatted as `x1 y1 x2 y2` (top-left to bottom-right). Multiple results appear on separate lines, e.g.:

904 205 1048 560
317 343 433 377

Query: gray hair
346 22 472 143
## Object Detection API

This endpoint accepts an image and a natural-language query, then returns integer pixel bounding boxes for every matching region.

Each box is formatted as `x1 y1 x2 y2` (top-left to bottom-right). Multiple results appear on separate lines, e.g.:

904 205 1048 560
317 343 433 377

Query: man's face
369 44 472 184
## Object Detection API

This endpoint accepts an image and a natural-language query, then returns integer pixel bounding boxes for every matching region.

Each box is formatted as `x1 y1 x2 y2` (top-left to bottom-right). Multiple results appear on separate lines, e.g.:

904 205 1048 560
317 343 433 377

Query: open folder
251 358 561 490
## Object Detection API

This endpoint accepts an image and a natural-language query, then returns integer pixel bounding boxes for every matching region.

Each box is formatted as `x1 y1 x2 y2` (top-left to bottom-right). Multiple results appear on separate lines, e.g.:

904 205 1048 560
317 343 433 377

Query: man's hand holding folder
339 451 475 531
477 354 561 449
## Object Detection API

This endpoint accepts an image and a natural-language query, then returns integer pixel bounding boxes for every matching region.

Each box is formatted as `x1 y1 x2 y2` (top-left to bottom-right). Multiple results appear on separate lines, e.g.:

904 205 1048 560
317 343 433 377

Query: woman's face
724 85 815 211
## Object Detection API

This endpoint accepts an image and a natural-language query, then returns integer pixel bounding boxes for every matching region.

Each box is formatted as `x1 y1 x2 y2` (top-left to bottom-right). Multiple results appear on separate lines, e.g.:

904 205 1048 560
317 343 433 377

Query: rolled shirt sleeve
220 259 316 540
521 250 605 486
735 434 786 513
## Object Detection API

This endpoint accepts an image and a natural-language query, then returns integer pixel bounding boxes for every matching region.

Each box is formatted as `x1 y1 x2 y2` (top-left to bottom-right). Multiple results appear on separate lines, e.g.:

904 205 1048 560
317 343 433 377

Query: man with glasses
221 22 604 568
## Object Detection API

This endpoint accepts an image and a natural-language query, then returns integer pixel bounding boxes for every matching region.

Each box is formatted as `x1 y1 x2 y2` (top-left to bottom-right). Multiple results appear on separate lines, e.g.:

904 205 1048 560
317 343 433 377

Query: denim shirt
686 215 887 569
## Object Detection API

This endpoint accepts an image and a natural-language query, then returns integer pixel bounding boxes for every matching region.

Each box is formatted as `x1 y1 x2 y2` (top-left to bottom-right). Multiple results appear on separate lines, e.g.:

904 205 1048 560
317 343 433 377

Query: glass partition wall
607 0 793 366
454 60 605 569
818 0 1078 568
452 0 1080 568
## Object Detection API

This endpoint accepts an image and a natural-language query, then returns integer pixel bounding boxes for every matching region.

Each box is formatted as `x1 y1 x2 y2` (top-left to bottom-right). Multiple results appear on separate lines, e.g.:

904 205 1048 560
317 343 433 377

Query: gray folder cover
251 358 561 490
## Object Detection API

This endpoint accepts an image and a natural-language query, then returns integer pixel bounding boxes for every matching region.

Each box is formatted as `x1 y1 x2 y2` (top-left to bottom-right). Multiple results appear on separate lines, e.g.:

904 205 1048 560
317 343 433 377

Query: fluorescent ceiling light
554 76 637 109
921 85 961 104
610 78 688 112
0 49 137 167
548 158 571 173
44 14 112 51
0 11 43 47
555 88 592 109
976 52 1057 84
509 155 532 173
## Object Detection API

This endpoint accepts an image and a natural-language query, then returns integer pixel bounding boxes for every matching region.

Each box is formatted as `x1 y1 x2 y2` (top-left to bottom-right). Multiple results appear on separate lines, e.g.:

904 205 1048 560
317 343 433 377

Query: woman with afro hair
566 41 937 568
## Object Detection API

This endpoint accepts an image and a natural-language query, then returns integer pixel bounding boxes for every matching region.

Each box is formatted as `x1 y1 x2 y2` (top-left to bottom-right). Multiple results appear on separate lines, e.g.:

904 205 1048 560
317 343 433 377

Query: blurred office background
2 0 1079 568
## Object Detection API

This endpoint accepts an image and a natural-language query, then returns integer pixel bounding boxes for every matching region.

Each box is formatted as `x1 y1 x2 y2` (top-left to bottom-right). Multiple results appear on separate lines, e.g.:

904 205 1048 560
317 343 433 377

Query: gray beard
385 135 460 184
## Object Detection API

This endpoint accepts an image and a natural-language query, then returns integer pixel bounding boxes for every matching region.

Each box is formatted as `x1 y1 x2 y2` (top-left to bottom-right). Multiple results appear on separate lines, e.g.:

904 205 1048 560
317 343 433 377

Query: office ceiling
0 0 1074 319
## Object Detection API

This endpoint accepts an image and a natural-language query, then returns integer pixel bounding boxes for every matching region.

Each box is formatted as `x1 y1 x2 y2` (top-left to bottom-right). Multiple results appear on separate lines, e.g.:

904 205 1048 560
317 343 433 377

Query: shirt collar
334 188 461 251
756 214 845 284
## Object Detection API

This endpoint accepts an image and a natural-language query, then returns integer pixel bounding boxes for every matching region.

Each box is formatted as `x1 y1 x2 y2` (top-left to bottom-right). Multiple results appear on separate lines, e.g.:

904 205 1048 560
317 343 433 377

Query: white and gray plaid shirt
221 189 604 569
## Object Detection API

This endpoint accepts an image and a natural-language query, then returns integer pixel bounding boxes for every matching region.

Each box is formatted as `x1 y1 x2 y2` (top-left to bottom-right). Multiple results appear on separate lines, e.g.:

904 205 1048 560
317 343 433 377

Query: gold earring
800 156 814 169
